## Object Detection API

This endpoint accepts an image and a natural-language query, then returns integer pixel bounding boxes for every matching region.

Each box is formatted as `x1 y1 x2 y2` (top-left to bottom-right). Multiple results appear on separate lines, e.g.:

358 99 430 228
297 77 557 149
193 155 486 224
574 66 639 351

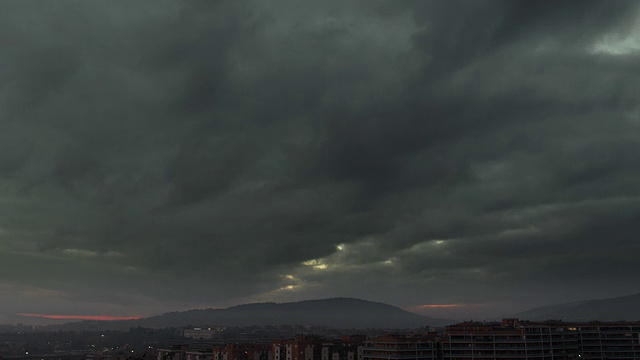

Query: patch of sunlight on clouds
60 248 126 259
302 259 329 270
592 36 640 55
591 16 640 55
61 248 100 258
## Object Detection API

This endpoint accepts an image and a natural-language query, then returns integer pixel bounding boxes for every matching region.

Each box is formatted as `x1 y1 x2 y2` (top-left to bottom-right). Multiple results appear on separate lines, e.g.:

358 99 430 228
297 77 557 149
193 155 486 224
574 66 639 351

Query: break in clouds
1 0 640 320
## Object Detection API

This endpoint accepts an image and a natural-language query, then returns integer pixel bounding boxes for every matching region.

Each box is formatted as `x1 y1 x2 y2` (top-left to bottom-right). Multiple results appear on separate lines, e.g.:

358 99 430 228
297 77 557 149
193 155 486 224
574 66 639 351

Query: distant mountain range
16 298 450 331
136 298 450 329
512 292 640 321
9 293 639 332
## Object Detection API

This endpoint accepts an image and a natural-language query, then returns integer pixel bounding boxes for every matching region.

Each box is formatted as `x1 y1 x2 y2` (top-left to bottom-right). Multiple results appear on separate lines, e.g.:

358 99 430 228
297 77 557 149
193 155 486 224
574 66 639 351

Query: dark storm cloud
1 0 640 318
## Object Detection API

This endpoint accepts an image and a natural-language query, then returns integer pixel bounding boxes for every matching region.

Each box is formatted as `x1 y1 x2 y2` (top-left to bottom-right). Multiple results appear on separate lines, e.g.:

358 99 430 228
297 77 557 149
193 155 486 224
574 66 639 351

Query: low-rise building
184 329 215 340
272 336 324 360
321 336 365 360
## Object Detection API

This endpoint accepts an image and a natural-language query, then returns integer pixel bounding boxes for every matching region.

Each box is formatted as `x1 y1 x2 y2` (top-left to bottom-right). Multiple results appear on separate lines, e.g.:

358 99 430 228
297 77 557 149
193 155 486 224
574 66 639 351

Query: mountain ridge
137 297 450 328
10 297 451 330
512 292 640 321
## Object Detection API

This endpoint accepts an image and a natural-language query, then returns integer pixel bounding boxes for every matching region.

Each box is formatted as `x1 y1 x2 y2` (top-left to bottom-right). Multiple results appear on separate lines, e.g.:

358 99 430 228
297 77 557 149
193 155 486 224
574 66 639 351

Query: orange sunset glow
411 304 465 309
17 313 142 321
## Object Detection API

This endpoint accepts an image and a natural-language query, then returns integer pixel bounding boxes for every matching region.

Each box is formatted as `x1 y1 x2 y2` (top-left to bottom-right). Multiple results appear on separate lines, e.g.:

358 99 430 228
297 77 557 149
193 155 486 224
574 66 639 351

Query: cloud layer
1 0 640 320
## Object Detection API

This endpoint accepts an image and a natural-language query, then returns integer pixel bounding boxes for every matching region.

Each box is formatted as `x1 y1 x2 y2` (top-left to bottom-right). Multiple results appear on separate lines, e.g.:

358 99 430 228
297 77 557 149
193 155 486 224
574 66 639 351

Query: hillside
513 292 640 321
138 298 450 328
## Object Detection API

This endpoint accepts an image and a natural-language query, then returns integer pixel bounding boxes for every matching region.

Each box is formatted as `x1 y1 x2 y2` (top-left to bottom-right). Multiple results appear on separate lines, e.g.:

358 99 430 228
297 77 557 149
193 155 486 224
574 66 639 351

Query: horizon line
17 313 142 321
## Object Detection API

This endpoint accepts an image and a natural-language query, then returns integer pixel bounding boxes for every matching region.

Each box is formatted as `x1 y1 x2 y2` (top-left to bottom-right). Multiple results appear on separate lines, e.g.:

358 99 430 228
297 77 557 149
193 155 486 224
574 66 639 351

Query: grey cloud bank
1 0 640 321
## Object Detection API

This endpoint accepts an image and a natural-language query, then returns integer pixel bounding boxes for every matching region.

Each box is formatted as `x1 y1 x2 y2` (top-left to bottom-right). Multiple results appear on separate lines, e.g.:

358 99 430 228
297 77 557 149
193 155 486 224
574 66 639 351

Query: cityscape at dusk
1 0 640 346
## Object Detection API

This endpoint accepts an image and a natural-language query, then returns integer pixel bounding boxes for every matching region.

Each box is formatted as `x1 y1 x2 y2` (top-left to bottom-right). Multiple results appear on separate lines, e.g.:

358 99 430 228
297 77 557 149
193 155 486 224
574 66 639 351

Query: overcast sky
1 0 640 323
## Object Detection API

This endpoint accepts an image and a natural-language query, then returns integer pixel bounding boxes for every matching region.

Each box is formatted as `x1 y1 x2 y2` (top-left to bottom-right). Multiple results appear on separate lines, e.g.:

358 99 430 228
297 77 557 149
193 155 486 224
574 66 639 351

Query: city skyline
1 0 640 323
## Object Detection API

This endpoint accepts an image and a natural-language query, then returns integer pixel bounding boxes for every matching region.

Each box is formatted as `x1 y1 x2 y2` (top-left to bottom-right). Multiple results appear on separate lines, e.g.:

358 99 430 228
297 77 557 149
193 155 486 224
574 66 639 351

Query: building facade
574 322 640 359
362 335 440 360
442 319 640 360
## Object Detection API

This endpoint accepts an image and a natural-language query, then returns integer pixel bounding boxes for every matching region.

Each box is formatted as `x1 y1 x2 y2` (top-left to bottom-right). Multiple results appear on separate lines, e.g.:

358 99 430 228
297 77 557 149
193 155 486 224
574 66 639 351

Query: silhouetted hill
138 298 450 328
513 293 640 321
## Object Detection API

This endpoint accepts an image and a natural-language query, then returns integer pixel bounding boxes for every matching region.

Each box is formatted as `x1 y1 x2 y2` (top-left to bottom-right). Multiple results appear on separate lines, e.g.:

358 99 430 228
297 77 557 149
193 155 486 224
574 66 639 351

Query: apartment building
362 335 440 360
321 336 366 360
572 322 640 359
442 319 640 360
212 343 270 360
272 336 325 360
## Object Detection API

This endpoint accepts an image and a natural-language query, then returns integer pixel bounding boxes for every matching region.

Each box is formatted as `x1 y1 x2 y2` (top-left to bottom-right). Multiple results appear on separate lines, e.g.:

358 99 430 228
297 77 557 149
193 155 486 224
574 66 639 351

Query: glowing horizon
411 304 466 309
17 313 142 321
